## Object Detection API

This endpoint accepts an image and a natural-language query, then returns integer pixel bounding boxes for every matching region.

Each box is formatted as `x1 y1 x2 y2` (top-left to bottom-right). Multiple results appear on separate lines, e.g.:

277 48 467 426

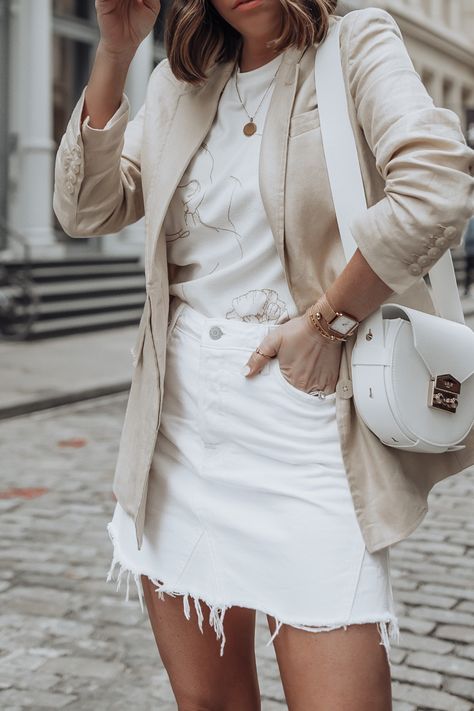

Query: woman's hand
242 314 344 396
96 0 161 58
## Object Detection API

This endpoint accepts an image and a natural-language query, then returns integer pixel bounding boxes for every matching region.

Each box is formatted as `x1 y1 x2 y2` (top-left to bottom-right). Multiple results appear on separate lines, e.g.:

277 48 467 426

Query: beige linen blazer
53 8 474 554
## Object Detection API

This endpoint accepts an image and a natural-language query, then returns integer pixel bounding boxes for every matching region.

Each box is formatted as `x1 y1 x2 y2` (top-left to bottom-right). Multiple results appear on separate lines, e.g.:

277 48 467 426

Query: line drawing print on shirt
226 288 289 324
165 143 244 259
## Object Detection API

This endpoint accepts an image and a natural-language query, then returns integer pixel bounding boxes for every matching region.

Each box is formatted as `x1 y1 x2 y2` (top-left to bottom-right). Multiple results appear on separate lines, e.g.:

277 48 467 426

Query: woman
53 0 474 708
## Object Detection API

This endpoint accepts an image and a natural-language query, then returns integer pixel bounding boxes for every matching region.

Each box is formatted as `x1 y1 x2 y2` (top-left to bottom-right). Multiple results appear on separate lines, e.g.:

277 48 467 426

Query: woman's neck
238 38 282 73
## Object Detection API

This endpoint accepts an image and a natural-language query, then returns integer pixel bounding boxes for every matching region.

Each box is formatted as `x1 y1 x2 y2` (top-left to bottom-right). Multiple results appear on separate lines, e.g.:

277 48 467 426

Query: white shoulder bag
314 17 474 454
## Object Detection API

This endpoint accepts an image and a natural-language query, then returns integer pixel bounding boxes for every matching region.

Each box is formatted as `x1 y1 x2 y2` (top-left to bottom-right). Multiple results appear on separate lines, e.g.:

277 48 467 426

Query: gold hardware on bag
428 374 461 413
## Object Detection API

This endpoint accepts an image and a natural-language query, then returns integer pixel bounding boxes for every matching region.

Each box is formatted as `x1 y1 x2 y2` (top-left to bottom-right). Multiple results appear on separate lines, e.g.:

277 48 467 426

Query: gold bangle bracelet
314 316 346 342
306 306 347 342
309 301 352 342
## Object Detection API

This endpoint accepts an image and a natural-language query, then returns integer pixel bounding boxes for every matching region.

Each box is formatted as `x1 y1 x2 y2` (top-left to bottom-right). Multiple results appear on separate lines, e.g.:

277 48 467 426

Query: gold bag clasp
428 374 461 414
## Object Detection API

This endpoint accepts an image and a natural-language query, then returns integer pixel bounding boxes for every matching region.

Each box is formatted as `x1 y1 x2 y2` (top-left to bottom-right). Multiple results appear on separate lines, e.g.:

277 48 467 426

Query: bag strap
314 16 465 324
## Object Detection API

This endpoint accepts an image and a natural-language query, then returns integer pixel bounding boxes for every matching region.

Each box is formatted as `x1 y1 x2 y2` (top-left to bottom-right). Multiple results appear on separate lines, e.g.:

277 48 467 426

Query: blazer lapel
146 59 237 285
259 45 308 277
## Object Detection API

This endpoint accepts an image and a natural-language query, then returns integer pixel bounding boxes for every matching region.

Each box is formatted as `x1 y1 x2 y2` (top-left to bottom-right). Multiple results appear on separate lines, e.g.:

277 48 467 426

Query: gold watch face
330 314 358 335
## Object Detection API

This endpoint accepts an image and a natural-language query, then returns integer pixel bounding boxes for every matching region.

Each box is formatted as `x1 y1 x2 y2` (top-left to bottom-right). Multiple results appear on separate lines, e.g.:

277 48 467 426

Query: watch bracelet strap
306 303 349 342
315 292 339 325
314 293 360 335
309 295 359 337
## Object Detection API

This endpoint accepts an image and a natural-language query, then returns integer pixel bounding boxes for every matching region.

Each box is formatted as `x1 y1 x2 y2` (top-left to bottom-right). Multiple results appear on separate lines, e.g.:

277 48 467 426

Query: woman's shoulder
146 55 221 99
339 5 402 35
338 6 404 59
142 56 195 114
148 57 182 92
334 5 416 89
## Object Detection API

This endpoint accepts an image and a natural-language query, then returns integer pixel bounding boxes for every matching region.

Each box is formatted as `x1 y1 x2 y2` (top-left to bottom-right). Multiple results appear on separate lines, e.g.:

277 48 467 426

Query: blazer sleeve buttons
62 144 83 197
407 224 459 276
416 254 431 267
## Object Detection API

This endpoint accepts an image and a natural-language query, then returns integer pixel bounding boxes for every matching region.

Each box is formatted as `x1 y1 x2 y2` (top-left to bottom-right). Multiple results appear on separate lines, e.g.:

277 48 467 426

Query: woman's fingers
240 314 344 395
96 0 161 54
241 332 280 377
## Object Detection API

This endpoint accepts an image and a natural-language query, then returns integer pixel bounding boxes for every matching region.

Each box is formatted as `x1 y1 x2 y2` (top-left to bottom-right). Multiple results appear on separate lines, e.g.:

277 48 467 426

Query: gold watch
315 293 360 338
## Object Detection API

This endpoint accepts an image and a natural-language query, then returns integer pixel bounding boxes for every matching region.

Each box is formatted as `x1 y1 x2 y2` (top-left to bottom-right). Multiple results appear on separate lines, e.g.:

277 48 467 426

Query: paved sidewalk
0 395 473 710
0 326 137 419
0 290 473 420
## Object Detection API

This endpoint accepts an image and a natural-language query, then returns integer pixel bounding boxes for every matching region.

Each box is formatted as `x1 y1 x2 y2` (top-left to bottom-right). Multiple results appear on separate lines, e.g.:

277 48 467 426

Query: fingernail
240 365 251 376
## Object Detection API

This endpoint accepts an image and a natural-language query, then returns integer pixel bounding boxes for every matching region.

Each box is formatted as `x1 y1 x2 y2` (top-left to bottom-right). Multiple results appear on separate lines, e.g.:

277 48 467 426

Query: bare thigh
267 616 392 711
141 575 261 710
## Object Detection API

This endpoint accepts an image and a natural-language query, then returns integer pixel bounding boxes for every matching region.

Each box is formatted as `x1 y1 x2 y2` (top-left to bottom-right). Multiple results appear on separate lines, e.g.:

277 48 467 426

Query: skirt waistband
167 298 280 349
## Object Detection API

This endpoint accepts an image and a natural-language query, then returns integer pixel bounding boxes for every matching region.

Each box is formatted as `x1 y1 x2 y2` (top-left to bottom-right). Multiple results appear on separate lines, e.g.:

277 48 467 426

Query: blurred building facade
1 0 168 259
0 0 473 261
342 0 474 131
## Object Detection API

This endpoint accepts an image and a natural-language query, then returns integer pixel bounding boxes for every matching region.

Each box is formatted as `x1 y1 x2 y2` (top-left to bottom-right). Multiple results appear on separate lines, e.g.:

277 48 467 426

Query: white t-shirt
164 53 299 325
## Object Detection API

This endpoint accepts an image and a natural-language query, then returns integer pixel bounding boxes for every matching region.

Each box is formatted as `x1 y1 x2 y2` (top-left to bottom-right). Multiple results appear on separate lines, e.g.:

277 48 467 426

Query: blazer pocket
289 107 320 137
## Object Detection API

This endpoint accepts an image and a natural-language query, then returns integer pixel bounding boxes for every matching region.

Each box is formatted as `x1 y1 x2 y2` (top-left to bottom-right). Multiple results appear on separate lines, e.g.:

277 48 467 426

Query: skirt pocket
216 351 340 467
269 356 337 406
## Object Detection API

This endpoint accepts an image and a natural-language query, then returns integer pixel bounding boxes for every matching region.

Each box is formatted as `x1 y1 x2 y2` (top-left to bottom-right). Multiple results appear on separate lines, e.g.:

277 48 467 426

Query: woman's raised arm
53 0 161 238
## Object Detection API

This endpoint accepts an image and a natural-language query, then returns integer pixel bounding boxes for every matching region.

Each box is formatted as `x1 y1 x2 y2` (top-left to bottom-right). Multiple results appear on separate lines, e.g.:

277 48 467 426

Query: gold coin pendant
243 121 257 137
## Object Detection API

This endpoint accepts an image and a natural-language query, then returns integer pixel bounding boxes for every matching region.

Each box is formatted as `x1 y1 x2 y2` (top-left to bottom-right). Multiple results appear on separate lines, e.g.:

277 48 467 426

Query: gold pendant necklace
234 58 281 137
243 121 257 137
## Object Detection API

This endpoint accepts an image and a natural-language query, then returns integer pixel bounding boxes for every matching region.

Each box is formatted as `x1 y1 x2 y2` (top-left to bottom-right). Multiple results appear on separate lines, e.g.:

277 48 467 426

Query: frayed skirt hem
105 524 400 665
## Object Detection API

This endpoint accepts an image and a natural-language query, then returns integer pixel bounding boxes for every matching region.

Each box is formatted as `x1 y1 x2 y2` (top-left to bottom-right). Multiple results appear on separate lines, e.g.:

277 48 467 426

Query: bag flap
382 304 474 382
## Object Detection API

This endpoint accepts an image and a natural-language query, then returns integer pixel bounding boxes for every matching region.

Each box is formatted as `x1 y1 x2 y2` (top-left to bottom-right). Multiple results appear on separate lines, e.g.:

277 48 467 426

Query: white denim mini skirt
106 298 399 662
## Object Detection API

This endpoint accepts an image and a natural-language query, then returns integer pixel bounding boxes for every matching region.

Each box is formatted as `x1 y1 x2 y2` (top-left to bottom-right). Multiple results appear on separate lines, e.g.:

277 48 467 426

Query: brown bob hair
164 0 338 86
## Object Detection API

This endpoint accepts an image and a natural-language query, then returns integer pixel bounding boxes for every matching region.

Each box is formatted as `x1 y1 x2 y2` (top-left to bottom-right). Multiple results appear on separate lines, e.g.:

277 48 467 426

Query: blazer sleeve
53 86 145 238
343 8 474 295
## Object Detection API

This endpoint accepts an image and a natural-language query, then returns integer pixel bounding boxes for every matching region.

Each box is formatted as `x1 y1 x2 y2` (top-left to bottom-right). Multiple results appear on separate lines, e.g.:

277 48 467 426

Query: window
53 0 95 20
52 0 99 153
53 35 93 145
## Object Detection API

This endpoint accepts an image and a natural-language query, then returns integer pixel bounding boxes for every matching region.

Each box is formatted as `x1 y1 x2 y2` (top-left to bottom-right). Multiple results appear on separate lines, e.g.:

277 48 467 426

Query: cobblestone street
1 394 473 711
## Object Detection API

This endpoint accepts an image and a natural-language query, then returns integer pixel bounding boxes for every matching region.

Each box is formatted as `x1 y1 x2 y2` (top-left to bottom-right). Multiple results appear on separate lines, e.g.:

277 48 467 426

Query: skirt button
209 326 223 340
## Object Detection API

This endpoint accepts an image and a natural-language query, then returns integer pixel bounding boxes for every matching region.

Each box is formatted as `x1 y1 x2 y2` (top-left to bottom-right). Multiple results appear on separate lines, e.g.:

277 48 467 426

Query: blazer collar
146 43 309 286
